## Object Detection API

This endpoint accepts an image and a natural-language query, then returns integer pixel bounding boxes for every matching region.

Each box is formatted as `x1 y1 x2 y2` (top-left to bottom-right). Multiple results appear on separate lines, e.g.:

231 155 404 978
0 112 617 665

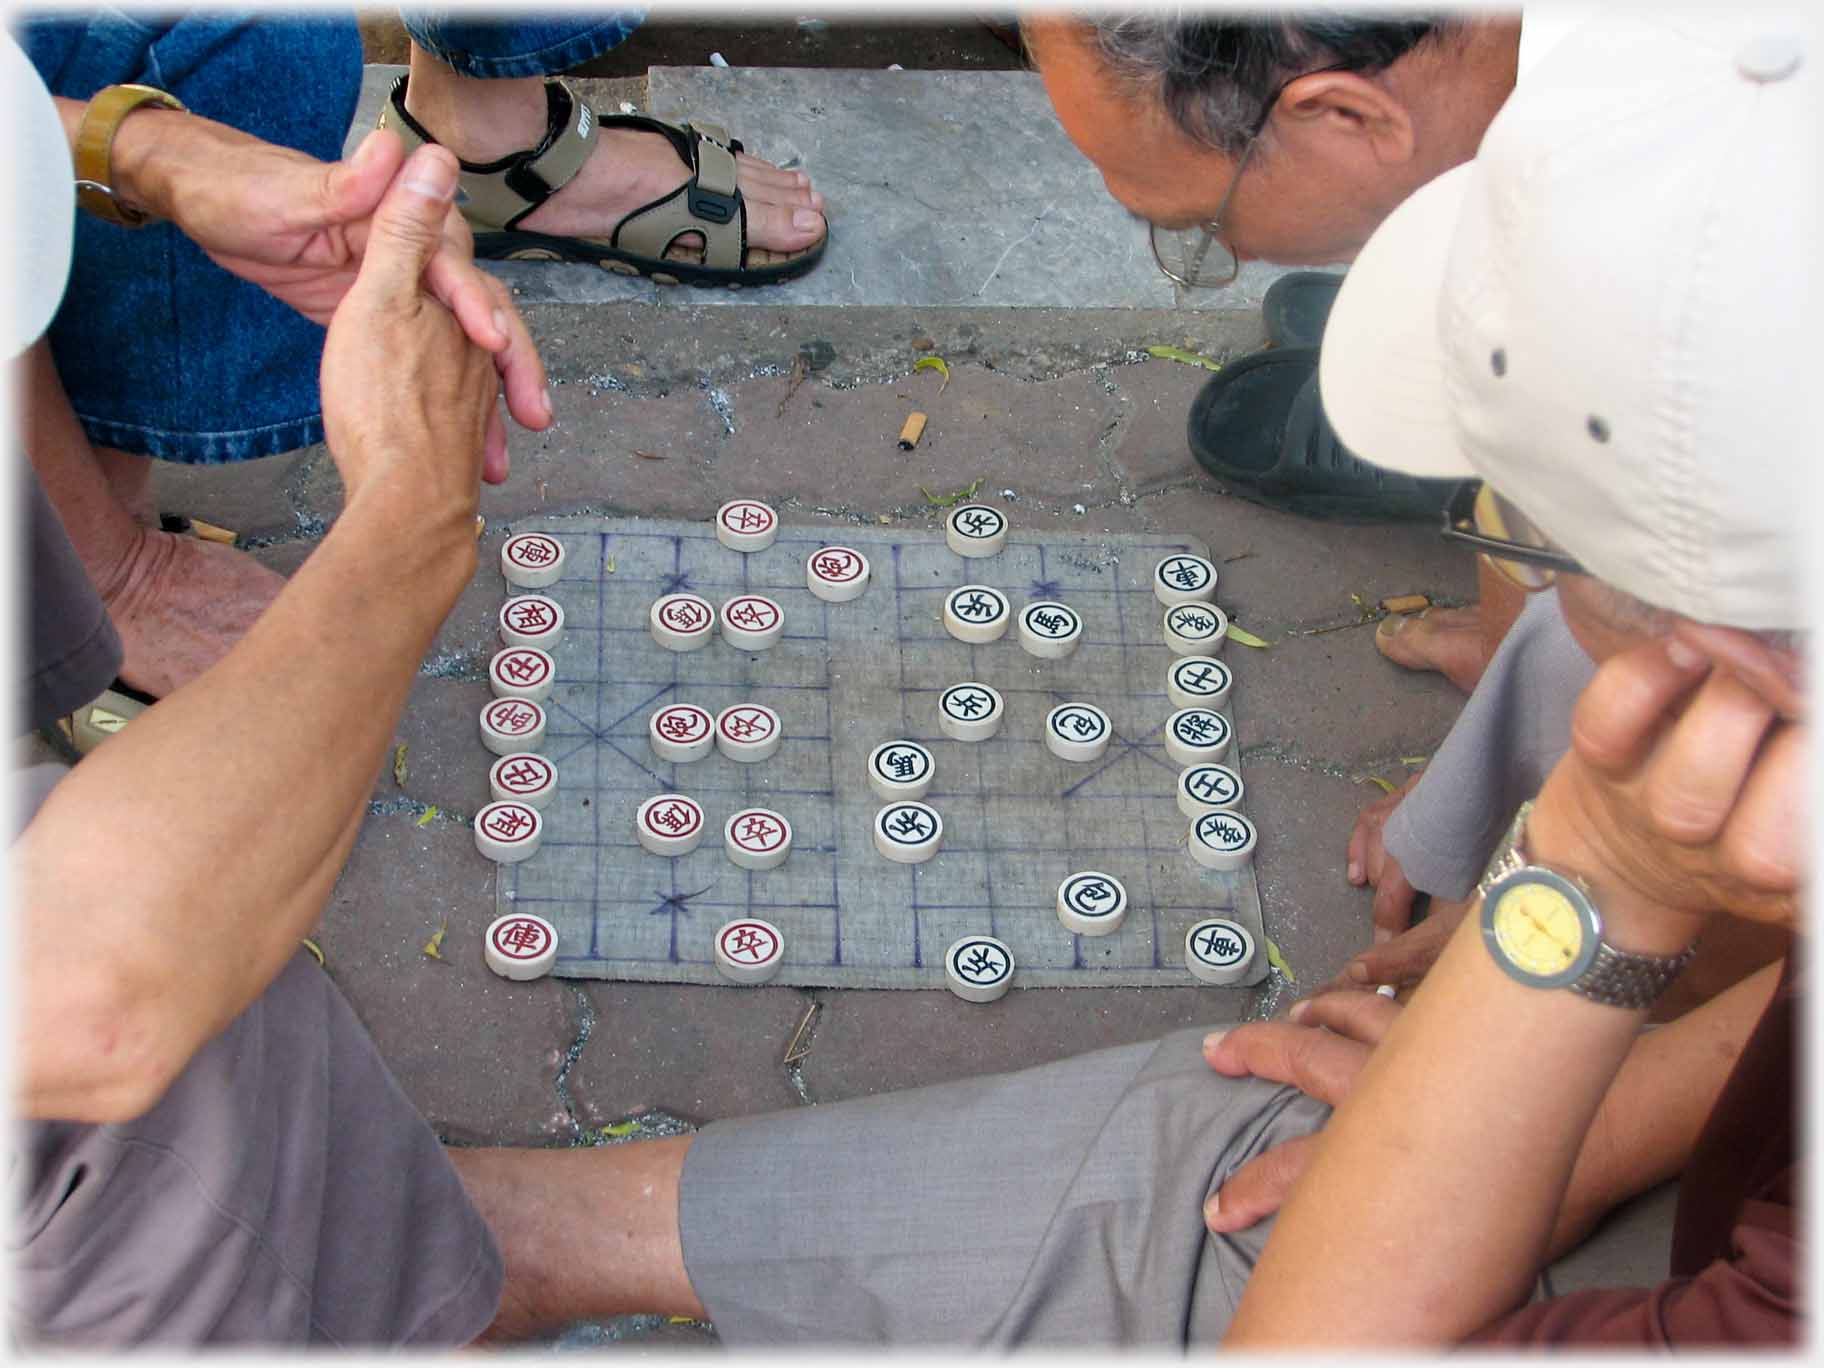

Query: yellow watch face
1490 880 1586 978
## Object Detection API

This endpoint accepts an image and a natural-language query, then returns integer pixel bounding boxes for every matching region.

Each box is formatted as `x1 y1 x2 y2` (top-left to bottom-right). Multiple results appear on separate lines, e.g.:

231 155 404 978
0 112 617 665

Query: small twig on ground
782 1000 822 1066
777 352 808 418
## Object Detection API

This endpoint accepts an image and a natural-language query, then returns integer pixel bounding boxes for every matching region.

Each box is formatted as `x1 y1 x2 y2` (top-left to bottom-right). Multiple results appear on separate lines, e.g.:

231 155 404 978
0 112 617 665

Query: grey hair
1088 7 1450 155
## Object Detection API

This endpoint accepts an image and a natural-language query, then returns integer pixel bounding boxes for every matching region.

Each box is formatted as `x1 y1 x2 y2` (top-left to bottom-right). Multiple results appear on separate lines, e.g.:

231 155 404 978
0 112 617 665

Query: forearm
1550 958 1780 1260
1226 805 1704 1345
16 481 474 1121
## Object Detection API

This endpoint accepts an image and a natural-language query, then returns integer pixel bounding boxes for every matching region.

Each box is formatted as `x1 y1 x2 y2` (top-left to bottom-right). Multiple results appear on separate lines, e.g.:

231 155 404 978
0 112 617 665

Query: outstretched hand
1199 990 1401 1233
137 117 549 436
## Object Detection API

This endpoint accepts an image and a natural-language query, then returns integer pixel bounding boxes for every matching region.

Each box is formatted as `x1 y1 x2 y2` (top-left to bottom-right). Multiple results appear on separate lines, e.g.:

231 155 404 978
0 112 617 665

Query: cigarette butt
898 412 928 450
189 518 238 545
1379 594 1431 615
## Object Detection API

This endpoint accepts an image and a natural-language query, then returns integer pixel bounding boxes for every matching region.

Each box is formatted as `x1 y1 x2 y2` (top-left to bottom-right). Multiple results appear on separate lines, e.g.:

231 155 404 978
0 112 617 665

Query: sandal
62 682 153 755
1187 347 1457 523
379 74 827 289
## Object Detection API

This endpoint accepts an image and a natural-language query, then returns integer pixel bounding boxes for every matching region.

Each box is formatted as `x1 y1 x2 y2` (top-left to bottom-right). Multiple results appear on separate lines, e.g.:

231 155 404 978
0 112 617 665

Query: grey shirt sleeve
1381 591 1596 900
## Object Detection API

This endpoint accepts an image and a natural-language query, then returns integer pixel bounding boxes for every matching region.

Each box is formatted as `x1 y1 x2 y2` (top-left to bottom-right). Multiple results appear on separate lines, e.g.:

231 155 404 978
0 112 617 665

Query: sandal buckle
687 183 738 226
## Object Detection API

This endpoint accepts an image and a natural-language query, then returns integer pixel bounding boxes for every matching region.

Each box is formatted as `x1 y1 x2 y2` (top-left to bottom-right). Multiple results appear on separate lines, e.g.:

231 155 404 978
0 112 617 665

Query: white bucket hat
3 32 75 359
1319 13 1816 631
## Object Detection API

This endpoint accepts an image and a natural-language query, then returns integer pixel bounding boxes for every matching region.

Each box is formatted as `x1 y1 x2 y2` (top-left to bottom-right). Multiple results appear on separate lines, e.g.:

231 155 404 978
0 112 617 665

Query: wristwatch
73 83 186 227
1477 800 1696 1009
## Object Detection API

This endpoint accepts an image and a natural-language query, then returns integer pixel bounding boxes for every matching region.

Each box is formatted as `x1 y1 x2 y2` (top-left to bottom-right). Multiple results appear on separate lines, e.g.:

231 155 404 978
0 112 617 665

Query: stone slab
352 65 1323 311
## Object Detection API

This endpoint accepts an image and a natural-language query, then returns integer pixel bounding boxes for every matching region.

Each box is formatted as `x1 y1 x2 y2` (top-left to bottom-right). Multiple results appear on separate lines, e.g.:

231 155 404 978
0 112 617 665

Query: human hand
118 114 548 434
1346 769 1425 939
1529 629 1804 927
1313 895 1474 998
319 146 505 515
1200 990 1400 1233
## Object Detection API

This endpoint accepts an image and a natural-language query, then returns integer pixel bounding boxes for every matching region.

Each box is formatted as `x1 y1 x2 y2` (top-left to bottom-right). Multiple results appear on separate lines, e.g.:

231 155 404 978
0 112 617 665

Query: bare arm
14 145 505 1123
1223 634 1801 1345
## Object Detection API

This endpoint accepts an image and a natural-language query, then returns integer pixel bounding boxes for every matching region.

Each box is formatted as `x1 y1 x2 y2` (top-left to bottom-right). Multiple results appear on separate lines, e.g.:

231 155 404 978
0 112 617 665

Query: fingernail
1202 1028 1230 1053
1664 636 1705 671
792 208 823 231
401 146 457 202
1376 616 1404 639
491 308 508 341
1204 1192 1221 1222
1376 984 1398 998
1288 998 1310 1022
1373 926 1394 944
1347 860 1363 882
541 387 554 421
1347 961 1370 982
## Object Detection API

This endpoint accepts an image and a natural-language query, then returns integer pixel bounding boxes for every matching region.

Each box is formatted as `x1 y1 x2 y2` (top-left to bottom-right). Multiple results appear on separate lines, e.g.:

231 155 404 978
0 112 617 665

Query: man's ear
1271 70 1416 168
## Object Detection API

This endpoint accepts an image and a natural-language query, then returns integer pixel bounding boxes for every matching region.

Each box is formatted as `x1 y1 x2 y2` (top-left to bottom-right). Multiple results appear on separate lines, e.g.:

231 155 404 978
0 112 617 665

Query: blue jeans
400 11 644 79
20 11 363 463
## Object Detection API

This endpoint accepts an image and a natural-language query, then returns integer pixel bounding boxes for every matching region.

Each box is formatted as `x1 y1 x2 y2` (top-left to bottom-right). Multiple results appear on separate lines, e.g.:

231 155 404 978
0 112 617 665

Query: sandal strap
377 74 596 233
611 120 746 270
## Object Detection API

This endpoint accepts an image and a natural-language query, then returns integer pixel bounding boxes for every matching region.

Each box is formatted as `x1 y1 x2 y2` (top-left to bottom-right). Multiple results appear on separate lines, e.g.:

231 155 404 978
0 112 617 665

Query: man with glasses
1024 10 1658 978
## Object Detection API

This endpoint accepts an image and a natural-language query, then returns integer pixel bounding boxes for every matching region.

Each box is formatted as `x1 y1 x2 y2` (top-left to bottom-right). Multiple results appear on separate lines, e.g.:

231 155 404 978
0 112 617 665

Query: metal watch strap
1568 939 1698 1010
74 84 186 227
1480 799 1697 1009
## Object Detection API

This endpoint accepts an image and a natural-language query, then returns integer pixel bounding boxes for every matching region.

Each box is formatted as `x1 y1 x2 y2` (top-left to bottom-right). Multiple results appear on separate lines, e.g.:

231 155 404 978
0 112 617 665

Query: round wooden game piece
500 531 566 589
635 793 706 856
1176 763 1244 819
1188 809 1258 872
473 799 543 864
945 503 1008 558
944 934 1014 1002
874 801 944 864
480 697 547 756
499 593 564 650
937 682 1004 742
724 807 793 871
1166 655 1234 710
716 498 779 552
942 584 1011 643
1056 871 1128 937
1163 602 1227 656
1017 600 1083 659
713 917 785 984
1184 916 1256 985
488 645 555 702
649 703 715 763
489 752 558 810
806 545 871 602
1044 702 1112 762
1153 553 1218 607
716 704 783 763
650 593 716 652
483 912 559 981
1164 707 1232 766
720 594 785 651
867 739 935 800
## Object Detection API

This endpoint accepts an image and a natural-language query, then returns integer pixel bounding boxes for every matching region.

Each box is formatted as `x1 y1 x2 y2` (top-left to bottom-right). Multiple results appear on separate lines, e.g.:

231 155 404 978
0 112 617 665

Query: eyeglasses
1149 63 1351 290
1441 481 1587 591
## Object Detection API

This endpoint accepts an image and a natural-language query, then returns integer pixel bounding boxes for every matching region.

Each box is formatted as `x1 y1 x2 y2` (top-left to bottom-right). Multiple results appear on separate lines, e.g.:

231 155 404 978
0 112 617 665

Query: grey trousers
1382 590 1595 900
680 1028 1330 1346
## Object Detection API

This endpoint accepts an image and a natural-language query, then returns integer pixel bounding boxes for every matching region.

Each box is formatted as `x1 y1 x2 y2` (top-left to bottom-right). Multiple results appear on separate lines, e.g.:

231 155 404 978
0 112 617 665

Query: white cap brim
1318 162 1478 483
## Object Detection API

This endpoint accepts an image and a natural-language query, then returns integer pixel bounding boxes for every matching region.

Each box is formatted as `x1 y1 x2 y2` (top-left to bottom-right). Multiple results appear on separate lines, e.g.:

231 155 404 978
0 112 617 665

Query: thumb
355 144 461 299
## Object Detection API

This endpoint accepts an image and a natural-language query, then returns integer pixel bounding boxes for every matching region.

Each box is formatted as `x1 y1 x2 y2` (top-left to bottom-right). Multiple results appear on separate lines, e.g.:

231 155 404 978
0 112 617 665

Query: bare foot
1374 606 1490 693
93 527 286 698
402 59 827 265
